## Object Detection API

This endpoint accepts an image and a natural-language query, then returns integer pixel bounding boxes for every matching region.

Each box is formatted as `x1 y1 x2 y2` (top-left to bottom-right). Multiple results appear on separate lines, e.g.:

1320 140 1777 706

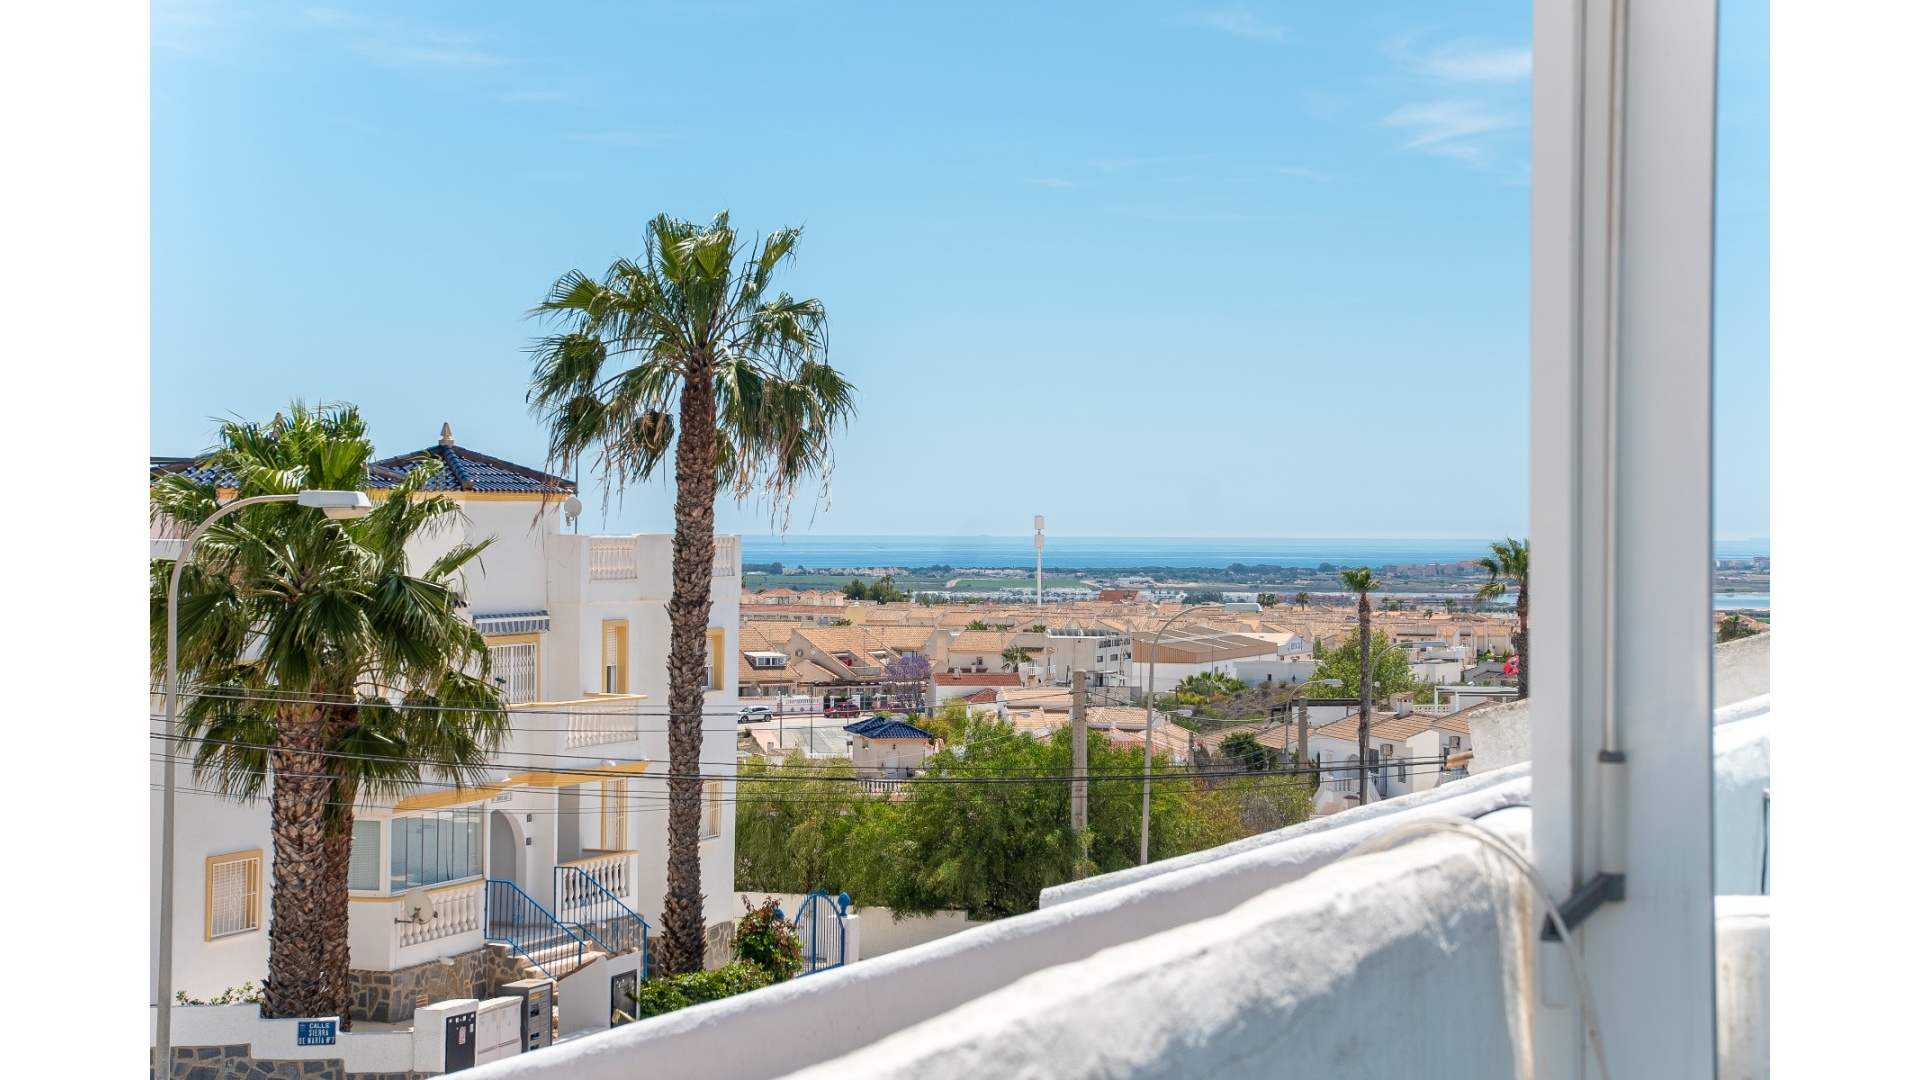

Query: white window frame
1529 0 1720 1071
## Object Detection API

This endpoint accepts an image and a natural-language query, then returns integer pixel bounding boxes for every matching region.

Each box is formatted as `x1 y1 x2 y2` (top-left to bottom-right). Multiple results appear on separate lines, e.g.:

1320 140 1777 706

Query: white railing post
589 537 638 581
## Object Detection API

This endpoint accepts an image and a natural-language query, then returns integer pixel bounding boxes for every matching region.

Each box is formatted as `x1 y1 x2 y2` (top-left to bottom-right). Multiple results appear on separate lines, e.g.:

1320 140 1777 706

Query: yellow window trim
603 619 630 695
706 628 726 691
205 849 264 941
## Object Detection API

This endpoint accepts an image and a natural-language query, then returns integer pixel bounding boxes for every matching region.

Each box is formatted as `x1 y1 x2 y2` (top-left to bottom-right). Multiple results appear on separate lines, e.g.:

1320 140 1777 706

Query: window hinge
1540 872 1626 940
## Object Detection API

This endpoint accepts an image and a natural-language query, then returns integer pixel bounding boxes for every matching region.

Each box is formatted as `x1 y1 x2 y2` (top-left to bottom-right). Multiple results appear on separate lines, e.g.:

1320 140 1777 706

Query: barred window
206 851 262 940
488 641 538 704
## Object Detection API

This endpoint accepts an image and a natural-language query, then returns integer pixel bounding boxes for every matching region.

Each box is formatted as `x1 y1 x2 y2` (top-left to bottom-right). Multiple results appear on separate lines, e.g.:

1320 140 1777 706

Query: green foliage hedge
631 963 773 1018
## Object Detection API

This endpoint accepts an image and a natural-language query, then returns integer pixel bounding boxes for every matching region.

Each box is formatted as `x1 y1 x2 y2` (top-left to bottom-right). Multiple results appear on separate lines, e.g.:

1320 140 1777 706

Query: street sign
296 1020 336 1047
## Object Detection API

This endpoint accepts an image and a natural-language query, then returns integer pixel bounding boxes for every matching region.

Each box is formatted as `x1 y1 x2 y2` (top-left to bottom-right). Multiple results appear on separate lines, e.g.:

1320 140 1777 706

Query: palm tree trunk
1514 587 1529 699
660 360 720 976
264 703 332 1018
1357 595 1372 806
320 701 358 1028
321 818 354 1026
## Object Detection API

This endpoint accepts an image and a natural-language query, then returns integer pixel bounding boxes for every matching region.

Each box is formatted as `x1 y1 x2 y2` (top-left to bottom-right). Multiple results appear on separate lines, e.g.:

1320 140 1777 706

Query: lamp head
297 490 373 520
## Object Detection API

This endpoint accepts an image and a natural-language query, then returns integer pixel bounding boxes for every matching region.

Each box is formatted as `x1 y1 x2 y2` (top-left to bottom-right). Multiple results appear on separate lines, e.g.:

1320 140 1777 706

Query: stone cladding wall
155 1044 421 1080
348 946 524 1023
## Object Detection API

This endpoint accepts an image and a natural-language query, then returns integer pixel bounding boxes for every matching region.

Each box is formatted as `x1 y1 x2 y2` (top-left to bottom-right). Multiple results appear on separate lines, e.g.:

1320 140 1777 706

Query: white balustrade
713 535 739 578
557 851 635 920
589 537 638 581
395 878 484 949
563 697 642 748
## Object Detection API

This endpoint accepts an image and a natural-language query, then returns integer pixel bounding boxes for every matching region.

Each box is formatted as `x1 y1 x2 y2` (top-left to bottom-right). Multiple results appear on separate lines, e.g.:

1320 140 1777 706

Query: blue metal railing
485 879 587 980
554 866 650 978
793 891 849 975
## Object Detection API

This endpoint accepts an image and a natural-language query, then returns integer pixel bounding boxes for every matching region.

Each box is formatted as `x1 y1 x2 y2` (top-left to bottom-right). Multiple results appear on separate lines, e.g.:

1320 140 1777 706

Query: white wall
777 830 1534 1080
151 758 272 1003
458 776 1532 1080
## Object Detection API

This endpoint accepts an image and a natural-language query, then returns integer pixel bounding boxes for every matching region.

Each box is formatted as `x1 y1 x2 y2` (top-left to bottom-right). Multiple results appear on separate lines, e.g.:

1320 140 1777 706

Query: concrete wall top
1039 760 1531 908
779 829 1535 1080
461 775 1532 1080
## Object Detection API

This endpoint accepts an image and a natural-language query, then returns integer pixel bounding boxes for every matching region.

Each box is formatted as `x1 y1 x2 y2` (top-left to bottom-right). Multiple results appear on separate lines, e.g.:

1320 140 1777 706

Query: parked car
823 700 861 719
737 705 773 724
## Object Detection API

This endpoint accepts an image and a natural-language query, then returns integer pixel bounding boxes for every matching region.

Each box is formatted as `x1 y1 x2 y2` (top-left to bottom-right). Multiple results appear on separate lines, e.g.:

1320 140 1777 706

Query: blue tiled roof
844 716 934 740
372 444 575 495
151 441 573 496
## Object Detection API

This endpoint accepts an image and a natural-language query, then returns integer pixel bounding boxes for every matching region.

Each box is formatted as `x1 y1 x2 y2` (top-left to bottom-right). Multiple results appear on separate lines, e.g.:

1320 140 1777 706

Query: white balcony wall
461 778 1532 1080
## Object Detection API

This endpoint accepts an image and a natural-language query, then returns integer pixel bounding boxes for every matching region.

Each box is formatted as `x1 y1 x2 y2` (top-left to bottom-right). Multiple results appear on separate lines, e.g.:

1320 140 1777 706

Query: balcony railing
508 695 644 749
557 850 633 906
589 537 638 581
395 877 484 949
713 534 739 578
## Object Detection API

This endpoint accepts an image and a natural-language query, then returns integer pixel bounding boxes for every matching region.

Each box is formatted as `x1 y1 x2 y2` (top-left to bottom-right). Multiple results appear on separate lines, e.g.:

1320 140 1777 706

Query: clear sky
152 1 1767 543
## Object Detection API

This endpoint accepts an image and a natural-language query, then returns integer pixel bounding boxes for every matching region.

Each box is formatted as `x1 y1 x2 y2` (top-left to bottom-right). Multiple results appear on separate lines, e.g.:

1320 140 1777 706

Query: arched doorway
489 809 520 884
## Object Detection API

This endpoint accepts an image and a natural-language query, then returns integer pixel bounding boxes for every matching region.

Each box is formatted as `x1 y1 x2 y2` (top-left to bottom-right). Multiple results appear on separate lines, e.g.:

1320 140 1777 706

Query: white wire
1337 815 1611 1080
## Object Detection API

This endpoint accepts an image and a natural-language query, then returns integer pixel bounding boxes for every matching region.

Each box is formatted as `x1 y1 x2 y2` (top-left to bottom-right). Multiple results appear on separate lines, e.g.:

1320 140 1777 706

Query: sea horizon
738 534 1772 570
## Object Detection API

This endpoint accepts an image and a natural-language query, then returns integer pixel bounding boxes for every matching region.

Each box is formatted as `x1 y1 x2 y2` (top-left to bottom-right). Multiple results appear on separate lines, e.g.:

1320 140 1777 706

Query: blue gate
792 891 850 975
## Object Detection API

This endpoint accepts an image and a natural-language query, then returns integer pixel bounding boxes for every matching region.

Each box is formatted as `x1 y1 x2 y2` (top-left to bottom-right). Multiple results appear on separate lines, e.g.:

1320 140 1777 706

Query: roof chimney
439 422 455 447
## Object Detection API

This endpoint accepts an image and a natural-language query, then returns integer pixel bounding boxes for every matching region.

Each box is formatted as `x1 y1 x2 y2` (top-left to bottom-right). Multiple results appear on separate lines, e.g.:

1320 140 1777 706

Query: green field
947 577 1090 590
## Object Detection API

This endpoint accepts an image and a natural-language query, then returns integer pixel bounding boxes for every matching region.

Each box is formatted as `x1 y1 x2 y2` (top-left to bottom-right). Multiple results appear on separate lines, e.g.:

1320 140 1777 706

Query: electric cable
1337 815 1611 1080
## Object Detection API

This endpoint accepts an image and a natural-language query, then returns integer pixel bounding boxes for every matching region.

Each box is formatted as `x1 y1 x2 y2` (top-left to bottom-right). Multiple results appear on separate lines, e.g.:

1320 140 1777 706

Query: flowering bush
733 895 804 982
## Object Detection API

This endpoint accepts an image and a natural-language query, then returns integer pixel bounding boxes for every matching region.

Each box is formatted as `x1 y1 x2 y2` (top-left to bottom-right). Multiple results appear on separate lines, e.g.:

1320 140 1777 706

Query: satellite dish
402 887 438 925
563 496 584 524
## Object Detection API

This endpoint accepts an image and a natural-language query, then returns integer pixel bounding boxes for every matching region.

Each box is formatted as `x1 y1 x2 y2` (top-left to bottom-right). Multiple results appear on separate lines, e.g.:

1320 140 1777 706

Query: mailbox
501 979 554 1052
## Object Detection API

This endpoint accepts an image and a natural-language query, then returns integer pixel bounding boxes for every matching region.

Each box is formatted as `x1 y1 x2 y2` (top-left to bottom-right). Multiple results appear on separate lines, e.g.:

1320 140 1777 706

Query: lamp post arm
157 492 297 1066
1139 604 1215 865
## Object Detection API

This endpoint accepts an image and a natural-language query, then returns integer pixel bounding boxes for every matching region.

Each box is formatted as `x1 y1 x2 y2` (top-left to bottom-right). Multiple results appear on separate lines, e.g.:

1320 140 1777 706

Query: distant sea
738 535 1772 570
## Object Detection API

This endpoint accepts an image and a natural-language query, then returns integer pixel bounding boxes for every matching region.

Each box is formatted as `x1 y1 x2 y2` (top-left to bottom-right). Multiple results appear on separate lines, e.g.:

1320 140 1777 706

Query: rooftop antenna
1034 515 1045 616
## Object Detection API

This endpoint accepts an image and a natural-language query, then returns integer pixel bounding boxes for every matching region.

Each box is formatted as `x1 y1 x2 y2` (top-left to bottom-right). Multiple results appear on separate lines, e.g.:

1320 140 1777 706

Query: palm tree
1294 591 1310 609
528 213 856 974
152 404 509 1021
1475 538 1530 698
1001 645 1033 674
1338 567 1383 805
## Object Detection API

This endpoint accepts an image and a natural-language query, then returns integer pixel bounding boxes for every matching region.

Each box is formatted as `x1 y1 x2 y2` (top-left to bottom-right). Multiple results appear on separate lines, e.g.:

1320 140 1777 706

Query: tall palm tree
1476 537 1531 698
152 404 509 1021
1338 567 1383 805
528 213 856 974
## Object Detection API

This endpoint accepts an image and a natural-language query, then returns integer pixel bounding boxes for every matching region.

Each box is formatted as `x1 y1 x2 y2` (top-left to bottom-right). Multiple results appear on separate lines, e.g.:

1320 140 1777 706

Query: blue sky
152 1 1767 543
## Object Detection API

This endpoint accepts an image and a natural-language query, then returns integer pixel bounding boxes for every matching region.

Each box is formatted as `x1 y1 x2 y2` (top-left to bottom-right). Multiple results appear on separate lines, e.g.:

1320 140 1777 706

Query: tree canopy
1305 630 1416 702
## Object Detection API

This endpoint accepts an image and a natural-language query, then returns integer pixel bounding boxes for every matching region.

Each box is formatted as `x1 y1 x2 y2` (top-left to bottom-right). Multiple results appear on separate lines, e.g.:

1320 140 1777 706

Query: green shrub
175 982 265 1006
631 963 773 1018
734 896 804 982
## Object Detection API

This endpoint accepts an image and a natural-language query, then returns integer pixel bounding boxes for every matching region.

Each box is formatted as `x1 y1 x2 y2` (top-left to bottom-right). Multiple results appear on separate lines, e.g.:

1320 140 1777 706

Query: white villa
149 425 742 1027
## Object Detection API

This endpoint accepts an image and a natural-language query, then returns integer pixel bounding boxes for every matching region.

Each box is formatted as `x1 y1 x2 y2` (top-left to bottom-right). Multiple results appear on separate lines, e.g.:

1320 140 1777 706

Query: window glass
348 819 382 892
388 808 484 892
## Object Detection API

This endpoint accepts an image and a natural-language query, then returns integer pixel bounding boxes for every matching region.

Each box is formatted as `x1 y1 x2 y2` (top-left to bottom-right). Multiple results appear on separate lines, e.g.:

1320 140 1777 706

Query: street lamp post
155 489 371 1068
1138 604 1229 865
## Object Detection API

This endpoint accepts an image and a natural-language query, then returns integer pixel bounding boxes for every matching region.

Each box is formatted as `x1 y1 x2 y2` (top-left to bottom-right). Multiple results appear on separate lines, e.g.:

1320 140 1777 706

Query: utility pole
1070 669 1088 876
1295 690 1311 771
